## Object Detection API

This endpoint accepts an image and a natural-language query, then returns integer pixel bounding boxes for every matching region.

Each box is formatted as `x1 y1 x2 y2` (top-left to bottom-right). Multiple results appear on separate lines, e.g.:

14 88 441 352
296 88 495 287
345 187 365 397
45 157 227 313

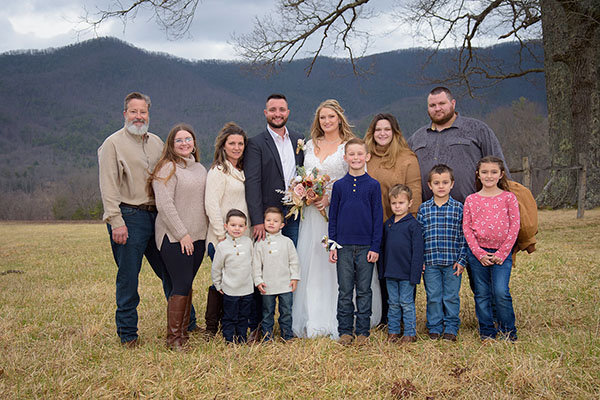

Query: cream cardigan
205 161 250 247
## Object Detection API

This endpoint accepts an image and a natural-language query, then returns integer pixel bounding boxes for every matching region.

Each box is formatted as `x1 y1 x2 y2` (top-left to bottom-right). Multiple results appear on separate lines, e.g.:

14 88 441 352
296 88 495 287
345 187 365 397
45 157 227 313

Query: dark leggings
160 236 205 296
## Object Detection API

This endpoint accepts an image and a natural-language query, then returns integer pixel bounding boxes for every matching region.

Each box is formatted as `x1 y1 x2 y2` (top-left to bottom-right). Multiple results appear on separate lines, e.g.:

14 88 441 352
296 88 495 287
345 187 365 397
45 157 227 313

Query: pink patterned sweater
463 191 520 263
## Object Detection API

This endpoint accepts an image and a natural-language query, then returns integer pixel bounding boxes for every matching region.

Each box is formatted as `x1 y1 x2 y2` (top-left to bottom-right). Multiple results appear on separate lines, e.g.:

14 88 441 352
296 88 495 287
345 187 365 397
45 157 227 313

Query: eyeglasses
174 137 194 144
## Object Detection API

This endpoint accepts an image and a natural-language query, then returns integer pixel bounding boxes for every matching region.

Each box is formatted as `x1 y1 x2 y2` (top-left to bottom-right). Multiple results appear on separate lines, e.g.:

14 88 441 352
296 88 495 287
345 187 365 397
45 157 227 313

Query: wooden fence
510 154 590 219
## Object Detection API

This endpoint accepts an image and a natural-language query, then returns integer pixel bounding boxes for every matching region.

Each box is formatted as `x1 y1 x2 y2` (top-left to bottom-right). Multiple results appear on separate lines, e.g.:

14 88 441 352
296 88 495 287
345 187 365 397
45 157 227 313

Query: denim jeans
107 206 197 343
261 291 294 340
247 212 298 331
467 249 517 340
423 264 462 335
337 245 374 337
222 293 253 343
282 213 299 246
386 279 416 336
249 287 263 331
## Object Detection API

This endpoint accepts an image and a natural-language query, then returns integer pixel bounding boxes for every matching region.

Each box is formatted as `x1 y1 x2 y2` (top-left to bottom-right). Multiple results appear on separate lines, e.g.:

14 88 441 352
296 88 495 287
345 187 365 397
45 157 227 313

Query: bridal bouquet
277 166 332 221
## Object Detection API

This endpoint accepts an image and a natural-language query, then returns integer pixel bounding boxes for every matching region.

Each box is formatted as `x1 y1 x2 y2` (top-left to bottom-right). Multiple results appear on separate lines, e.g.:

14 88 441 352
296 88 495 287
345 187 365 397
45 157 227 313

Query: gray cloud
1 0 427 60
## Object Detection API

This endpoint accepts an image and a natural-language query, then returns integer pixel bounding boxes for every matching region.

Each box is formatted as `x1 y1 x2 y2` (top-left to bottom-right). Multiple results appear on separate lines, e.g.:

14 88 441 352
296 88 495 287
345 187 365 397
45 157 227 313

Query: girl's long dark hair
475 156 510 192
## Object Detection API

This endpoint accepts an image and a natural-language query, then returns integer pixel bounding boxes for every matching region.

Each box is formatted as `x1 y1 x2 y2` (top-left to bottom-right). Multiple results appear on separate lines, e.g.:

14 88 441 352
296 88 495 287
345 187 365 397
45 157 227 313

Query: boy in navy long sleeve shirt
379 184 424 344
328 138 383 345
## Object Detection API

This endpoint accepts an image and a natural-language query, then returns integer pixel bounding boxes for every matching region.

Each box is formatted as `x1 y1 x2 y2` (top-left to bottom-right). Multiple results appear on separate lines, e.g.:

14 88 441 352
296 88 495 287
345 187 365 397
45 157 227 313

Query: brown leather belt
120 203 157 212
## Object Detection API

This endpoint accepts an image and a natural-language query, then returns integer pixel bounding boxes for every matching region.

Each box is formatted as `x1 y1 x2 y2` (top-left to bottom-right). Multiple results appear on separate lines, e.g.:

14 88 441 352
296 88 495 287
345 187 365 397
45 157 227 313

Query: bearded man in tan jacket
98 92 198 347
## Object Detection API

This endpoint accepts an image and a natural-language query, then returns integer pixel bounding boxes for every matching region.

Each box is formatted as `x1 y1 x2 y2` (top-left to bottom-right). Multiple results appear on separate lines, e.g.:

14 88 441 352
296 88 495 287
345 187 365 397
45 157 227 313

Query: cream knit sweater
205 161 250 247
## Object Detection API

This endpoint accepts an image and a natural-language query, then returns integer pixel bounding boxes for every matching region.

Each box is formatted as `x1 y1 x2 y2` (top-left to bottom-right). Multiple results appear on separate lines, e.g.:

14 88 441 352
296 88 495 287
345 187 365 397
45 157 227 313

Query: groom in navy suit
244 93 304 341
244 93 305 245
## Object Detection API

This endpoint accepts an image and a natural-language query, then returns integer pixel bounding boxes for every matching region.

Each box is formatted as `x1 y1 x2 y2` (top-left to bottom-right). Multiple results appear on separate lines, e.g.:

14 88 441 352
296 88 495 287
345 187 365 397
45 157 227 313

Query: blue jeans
107 206 197 343
423 264 462 335
261 291 294 340
386 279 416 336
222 293 253 343
468 249 517 340
337 245 374 337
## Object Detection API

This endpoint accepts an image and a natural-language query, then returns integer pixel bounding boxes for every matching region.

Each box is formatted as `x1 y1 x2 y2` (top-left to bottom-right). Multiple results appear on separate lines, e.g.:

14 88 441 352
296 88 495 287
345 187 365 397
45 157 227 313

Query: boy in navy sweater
328 138 383 345
379 184 424 344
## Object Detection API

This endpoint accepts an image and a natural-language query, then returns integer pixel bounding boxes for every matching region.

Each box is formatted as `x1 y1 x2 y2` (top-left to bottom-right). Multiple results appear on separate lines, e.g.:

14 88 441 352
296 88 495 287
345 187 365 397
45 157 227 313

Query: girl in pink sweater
463 156 520 341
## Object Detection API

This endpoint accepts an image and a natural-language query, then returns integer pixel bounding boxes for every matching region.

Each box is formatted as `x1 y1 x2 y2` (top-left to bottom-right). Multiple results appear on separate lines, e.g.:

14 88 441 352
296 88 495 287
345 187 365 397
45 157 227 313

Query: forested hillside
0 37 547 219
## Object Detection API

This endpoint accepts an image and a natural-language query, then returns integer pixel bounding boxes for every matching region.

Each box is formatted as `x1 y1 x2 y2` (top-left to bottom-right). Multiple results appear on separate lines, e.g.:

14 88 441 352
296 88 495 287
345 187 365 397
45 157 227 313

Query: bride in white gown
292 99 381 339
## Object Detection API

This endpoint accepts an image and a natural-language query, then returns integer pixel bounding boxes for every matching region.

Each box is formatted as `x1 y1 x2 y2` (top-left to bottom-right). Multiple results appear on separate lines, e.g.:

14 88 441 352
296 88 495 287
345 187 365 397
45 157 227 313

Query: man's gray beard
125 119 149 136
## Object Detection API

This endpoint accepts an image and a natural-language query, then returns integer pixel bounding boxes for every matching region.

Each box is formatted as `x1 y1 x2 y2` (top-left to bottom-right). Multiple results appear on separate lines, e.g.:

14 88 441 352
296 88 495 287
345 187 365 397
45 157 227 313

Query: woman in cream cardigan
149 123 208 350
364 113 422 325
202 122 250 336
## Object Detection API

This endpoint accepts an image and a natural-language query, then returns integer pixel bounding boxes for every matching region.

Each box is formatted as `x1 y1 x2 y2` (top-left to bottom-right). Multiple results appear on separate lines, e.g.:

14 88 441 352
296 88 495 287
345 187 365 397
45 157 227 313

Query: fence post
522 156 531 191
577 153 587 219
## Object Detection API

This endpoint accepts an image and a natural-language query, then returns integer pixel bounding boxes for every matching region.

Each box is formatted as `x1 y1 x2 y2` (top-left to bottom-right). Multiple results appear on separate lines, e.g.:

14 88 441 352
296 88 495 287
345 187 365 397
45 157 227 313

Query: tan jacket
508 180 538 253
367 148 422 220
98 127 164 228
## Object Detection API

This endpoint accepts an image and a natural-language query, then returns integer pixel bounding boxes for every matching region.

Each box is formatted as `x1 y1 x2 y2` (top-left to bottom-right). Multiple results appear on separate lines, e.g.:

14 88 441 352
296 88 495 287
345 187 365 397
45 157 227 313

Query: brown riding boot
204 286 223 336
182 289 193 344
167 295 188 350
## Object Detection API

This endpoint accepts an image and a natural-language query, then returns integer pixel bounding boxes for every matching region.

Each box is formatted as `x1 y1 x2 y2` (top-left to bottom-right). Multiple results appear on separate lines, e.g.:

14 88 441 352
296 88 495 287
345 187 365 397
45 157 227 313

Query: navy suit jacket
244 129 305 226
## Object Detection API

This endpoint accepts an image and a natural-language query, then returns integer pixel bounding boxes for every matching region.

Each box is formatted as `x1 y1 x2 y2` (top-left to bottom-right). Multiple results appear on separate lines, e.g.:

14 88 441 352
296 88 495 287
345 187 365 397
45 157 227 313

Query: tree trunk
539 0 600 208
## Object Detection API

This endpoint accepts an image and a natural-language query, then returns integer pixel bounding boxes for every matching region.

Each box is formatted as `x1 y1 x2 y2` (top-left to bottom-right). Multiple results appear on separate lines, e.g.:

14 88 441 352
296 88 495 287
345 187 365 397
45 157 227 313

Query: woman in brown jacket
364 113 422 324
365 113 422 219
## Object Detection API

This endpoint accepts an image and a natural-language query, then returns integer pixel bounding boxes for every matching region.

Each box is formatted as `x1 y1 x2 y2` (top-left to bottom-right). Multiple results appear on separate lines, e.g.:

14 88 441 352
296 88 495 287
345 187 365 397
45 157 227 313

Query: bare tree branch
80 0 547 84
401 0 544 95
81 0 200 39
233 0 373 75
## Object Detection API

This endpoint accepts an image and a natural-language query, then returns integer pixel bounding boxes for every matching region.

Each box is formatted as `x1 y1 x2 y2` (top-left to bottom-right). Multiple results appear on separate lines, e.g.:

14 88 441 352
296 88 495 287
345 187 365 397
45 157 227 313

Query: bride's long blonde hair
310 99 355 151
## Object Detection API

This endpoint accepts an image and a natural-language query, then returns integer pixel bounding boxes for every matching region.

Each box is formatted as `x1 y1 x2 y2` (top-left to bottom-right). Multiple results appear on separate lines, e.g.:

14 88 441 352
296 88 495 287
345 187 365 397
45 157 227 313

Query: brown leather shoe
338 334 353 345
388 333 401 343
428 332 441 340
442 333 457 342
400 335 417 344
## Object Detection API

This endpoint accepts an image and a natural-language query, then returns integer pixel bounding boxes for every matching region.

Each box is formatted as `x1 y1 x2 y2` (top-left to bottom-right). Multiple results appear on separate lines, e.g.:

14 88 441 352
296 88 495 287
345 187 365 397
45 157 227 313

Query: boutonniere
296 138 306 154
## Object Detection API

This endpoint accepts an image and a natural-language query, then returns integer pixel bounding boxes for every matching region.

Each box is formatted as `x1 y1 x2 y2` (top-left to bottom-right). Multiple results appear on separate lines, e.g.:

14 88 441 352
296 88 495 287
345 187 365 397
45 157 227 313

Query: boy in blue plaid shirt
417 165 467 342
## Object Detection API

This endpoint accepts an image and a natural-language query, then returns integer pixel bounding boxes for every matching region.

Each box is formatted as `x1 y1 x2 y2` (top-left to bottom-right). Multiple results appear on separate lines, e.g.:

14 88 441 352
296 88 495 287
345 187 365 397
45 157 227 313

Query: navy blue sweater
328 172 383 253
379 214 424 285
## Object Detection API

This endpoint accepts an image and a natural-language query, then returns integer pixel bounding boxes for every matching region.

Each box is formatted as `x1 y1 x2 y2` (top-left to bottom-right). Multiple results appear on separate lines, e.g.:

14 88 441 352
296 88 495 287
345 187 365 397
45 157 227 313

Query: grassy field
0 209 599 399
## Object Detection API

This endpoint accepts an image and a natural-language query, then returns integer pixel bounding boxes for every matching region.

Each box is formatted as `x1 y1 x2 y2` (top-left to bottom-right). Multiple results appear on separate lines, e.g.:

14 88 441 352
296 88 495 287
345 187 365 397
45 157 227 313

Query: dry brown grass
0 209 599 399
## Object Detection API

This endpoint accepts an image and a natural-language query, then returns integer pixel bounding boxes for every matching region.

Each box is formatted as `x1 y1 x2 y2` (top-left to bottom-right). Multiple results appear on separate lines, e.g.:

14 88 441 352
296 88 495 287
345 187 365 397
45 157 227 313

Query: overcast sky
1 0 439 61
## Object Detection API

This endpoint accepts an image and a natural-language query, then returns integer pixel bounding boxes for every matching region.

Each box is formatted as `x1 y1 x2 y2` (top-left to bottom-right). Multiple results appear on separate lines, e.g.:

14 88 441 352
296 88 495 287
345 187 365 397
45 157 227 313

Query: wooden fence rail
509 153 595 219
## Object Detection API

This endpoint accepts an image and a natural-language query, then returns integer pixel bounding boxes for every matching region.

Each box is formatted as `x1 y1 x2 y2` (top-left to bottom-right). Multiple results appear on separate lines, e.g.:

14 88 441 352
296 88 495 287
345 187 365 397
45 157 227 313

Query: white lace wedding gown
292 140 382 339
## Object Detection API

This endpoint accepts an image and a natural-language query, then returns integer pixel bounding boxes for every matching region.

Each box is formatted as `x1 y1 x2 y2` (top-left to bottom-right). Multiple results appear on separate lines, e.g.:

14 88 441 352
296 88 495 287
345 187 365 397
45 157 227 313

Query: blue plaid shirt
417 196 467 267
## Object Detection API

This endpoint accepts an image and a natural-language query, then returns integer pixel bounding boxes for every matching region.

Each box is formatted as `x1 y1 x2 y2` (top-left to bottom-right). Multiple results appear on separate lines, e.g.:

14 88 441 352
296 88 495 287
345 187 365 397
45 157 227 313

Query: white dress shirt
267 125 296 187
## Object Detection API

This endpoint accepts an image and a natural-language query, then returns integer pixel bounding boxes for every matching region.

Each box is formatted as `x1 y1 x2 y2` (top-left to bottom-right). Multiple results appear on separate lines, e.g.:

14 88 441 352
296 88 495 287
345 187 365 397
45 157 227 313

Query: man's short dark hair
124 92 151 111
264 206 284 220
429 87 453 101
225 209 247 224
427 164 455 182
267 93 287 102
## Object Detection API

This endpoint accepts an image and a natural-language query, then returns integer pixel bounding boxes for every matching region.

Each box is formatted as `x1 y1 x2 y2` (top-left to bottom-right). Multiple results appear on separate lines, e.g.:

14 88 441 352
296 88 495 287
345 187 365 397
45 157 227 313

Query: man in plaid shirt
417 164 467 342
